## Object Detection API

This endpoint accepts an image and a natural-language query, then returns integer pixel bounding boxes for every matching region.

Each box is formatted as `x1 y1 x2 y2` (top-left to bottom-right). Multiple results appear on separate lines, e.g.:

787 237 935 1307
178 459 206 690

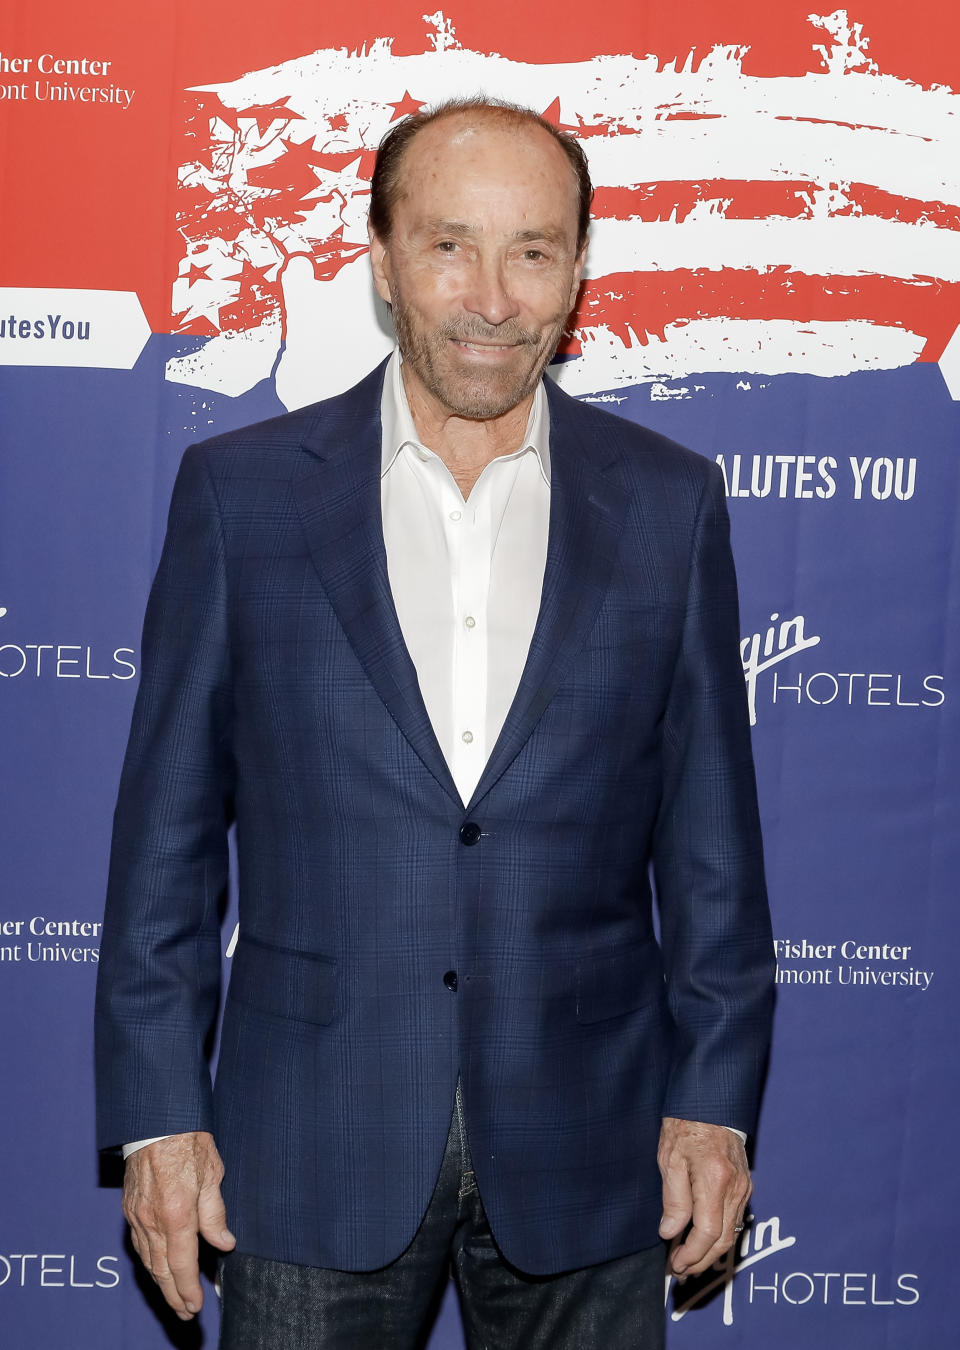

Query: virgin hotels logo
740 613 944 725
740 613 821 725
667 1213 919 1327
0 606 136 681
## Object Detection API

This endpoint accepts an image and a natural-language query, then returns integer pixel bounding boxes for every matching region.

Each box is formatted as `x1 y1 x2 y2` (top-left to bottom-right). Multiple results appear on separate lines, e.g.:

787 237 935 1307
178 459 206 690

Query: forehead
394 113 579 232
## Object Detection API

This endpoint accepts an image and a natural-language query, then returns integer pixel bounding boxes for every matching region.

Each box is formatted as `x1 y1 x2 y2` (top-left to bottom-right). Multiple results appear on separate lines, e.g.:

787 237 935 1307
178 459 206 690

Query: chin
440 377 533 420
435 356 544 419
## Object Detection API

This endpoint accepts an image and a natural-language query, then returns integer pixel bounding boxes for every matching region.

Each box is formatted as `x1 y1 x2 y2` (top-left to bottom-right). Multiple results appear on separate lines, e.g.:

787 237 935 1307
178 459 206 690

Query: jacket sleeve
94 445 234 1151
651 462 775 1136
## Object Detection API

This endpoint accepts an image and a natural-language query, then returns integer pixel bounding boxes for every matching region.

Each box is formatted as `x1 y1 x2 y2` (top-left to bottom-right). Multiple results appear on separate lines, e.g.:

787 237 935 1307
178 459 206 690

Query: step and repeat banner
1 1 957 1345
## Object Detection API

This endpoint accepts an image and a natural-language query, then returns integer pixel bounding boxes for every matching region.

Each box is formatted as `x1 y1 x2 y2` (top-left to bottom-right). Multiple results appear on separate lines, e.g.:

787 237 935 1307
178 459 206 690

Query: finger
197 1182 237 1252
163 1221 205 1317
670 1186 724 1275
658 1157 693 1241
714 1179 752 1258
152 1268 197 1320
125 1207 161 1285
676 1174 751 1276
710 1174 751 1261
134 1222 194 1321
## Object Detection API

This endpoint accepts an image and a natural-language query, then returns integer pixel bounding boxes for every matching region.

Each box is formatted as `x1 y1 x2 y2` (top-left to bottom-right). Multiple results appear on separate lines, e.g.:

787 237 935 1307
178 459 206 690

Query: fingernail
185 1302 198 1314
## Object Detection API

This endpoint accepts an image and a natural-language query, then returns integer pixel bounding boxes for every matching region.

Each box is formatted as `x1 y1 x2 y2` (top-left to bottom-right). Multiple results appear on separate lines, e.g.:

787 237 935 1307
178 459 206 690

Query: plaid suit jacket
95 360 774 1274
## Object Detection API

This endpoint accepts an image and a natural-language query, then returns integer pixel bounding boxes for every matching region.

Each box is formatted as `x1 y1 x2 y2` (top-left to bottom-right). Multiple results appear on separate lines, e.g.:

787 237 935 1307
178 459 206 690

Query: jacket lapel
466 379 629 810
293 363 629 813
294 362 461 806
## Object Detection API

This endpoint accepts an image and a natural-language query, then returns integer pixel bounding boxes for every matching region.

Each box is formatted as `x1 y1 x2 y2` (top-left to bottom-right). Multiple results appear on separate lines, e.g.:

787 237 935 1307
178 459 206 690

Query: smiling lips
452 338 522 355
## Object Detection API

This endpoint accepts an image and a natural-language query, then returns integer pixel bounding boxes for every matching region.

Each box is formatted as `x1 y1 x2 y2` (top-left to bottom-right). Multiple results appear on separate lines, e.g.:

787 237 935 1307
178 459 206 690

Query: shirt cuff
125 1124 746 1157
122 1135 173 1159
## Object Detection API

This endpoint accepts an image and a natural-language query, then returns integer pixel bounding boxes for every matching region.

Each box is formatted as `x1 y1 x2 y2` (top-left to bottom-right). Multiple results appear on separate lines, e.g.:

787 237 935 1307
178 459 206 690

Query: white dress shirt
380 349 550 805
124 349 743 1153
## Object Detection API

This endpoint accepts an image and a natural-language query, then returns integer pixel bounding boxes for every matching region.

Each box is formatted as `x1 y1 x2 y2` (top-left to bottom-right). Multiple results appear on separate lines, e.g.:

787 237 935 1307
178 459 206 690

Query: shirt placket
444 478 490 806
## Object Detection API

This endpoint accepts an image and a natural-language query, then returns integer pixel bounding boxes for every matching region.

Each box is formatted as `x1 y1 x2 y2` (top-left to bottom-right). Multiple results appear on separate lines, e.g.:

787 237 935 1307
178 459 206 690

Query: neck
401 364 535 498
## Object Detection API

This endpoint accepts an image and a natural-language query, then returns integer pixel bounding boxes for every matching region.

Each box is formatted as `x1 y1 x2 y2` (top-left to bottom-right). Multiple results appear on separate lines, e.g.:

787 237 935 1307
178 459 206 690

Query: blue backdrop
1 2 958 1345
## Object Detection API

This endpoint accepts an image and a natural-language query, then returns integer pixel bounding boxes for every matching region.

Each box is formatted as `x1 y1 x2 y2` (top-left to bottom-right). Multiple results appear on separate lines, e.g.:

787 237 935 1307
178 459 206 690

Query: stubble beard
391 296 564 421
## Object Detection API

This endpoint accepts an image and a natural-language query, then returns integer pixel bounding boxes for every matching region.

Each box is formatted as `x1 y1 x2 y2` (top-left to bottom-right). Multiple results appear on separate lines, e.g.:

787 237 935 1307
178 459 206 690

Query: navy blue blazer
95 360 774 1274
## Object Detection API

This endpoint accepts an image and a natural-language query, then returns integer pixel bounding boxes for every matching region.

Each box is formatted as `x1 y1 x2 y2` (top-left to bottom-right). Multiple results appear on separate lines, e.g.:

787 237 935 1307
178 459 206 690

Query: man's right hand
122 1131 236 1320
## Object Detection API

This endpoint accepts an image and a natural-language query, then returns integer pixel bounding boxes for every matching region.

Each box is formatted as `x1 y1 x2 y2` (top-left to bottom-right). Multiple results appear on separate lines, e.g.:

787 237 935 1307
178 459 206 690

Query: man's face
369 114 587 421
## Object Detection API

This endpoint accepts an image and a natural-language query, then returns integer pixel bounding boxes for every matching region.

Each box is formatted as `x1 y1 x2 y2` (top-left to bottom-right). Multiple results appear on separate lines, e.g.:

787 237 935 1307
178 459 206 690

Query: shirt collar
380 347 551 486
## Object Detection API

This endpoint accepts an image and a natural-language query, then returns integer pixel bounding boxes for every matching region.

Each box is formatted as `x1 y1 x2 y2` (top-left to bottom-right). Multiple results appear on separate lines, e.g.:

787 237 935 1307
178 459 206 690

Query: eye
523 248 546 262
436 239 458 253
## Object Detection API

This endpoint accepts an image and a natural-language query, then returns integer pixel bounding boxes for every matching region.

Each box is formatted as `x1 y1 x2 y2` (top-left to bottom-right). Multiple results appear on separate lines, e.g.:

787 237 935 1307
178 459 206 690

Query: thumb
196 1183 236 1251
659 1205 690 1240
659 1165 693 1239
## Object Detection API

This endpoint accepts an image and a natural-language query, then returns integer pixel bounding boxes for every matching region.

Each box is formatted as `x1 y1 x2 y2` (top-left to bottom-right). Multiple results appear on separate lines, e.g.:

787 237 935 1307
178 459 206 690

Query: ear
569 234 589 310
368 223 393 305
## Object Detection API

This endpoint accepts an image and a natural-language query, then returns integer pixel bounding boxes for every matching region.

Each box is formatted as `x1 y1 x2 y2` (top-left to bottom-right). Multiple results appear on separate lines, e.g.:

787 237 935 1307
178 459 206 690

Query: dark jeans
219 1104 666 1349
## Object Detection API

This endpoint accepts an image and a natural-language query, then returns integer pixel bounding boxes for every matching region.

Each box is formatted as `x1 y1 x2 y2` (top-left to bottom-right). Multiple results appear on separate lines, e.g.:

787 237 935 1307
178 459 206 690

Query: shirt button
459 822 481 846
449 509 462 521
415 447 430 462
461 730 474 744
443 970 458 992
464 616 476 629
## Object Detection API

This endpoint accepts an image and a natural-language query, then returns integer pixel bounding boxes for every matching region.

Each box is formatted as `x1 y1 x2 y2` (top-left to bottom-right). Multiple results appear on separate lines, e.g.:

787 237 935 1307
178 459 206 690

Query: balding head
370 98 592 252
367 101 589 428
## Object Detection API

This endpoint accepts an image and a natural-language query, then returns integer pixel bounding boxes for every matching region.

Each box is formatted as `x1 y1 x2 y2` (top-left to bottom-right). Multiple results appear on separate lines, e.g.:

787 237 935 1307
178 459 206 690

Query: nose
462 255 520 328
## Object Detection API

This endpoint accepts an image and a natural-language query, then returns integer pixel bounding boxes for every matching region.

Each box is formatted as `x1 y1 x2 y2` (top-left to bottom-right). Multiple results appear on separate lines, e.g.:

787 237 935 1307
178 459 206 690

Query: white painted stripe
550 319 927 392
165 313 283 398
583 215 960 283
192 43 960 205
581 118 959 208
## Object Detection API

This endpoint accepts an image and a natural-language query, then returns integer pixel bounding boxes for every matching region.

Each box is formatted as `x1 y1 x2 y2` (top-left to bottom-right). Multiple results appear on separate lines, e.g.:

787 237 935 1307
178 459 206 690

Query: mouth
451 339 522 356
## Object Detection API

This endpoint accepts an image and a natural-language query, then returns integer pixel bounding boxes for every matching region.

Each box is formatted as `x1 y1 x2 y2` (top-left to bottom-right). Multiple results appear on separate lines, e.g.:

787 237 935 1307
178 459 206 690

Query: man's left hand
657 1117 751 1277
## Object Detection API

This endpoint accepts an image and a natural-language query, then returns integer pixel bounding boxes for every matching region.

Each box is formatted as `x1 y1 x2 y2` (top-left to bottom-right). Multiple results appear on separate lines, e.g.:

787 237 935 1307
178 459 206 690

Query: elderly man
96 98 774 1348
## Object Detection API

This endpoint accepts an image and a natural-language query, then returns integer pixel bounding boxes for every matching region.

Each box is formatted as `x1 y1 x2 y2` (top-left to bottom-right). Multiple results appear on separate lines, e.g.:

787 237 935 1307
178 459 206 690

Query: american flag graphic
166 7 960 408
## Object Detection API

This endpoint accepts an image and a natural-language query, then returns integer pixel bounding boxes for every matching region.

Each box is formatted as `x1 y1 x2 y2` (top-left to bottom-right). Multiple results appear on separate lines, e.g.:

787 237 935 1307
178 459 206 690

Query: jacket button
443 970 458 991
459 822 481 846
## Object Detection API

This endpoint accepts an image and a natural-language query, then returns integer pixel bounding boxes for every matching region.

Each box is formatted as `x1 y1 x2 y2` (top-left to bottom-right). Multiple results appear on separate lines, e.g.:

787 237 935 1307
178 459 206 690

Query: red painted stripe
592 181 819 222
590 182 960 230
560 268 960 361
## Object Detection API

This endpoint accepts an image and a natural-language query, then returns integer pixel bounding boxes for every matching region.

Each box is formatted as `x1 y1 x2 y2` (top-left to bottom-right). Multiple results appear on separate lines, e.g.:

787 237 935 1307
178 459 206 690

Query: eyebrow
418 218 570 246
